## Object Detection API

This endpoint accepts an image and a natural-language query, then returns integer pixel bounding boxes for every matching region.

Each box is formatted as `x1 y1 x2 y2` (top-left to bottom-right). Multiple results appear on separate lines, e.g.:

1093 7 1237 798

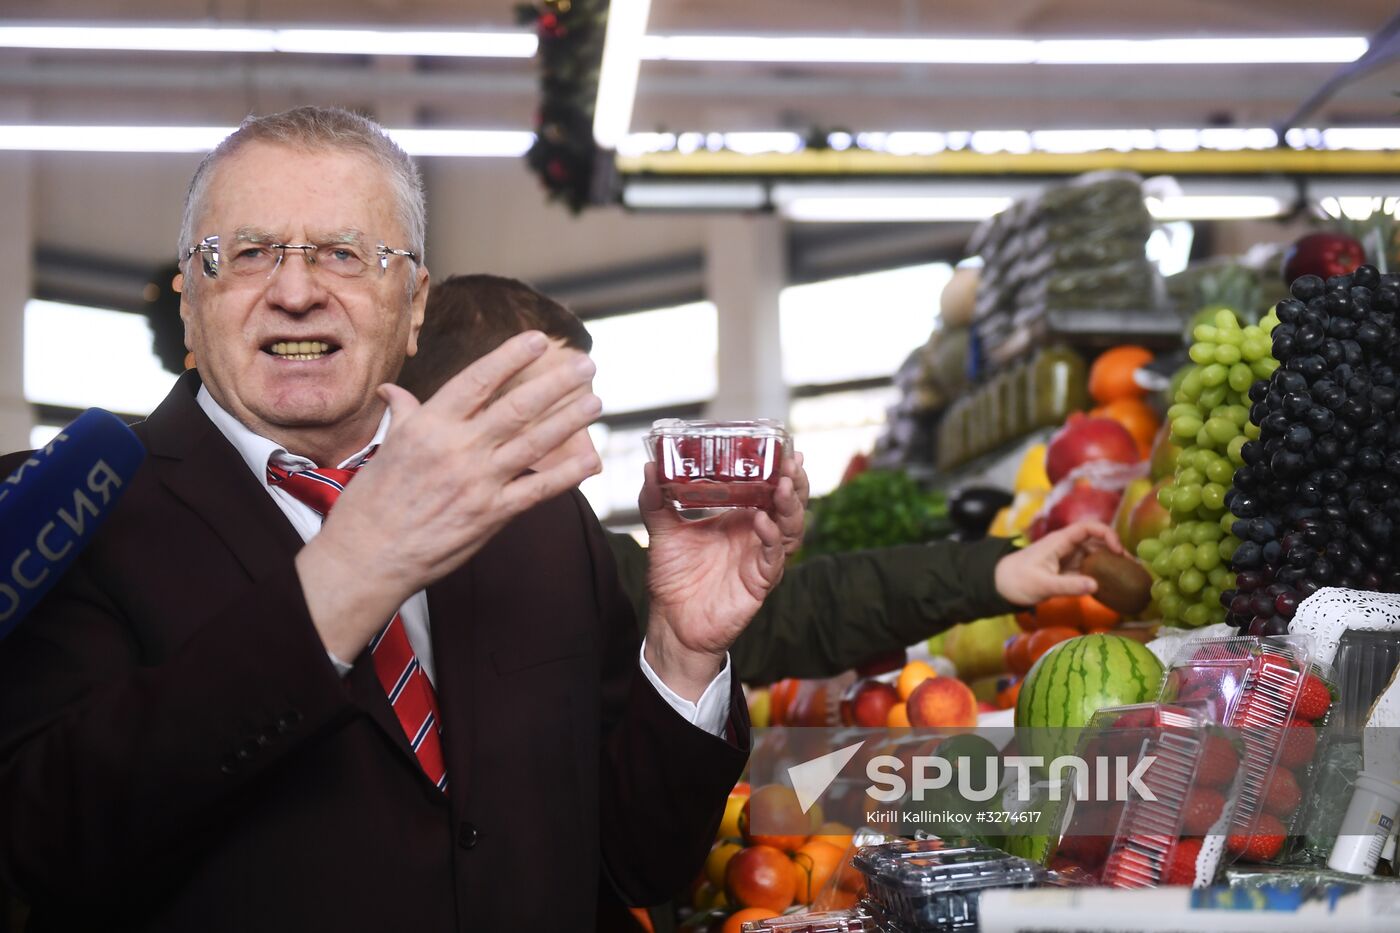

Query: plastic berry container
852 841 1045 931
1046 702 1239 888
645 419 790 509
1155 635 1335 865
739 908 874 932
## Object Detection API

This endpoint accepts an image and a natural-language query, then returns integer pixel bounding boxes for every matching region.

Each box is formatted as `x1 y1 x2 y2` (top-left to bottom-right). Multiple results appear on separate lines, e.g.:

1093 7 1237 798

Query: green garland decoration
516 0 609 212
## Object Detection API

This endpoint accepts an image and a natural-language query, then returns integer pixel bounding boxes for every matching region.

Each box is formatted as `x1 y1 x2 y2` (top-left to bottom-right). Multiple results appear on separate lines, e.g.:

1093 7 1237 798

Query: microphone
0 409 145 639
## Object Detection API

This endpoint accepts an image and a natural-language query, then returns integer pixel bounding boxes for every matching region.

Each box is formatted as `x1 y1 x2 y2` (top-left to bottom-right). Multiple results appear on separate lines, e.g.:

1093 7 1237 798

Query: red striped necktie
267 455 449 794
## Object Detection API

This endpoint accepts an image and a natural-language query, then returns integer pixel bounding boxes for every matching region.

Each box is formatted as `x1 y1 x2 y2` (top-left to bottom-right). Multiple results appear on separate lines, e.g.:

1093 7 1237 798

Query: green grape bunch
1136 308 1280 627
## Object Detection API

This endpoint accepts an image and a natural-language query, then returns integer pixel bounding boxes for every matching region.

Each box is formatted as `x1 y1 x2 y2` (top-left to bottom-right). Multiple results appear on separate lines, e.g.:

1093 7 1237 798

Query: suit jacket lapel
140 373 433 781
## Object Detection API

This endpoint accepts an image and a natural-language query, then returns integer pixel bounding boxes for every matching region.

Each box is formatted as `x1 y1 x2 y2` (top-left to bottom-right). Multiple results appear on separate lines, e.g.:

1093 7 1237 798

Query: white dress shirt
196 386 731 735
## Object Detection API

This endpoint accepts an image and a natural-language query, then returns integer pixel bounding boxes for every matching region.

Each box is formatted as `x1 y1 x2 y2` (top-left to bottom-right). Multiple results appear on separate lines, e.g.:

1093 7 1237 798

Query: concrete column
703 215 789 422
0 104 34 452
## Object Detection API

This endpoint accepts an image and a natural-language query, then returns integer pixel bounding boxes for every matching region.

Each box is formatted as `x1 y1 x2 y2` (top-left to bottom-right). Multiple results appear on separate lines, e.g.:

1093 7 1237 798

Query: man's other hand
993 520 1123 608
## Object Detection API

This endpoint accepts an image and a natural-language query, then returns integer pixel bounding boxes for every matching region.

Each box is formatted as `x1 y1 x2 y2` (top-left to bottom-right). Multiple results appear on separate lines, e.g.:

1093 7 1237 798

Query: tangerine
791 839 844 903
886 702 910 727
1029 595 1082 630
1088 345 1154 404
1078 594 1121 632
896 660 937 700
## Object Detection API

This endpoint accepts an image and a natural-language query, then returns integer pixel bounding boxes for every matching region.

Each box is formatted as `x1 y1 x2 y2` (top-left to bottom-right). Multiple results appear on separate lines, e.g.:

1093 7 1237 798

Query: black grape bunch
1223 266 1400 634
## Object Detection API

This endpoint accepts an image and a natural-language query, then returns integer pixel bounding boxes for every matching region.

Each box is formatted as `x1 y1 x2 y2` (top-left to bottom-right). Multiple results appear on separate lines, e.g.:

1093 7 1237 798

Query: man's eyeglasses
184 235 418 281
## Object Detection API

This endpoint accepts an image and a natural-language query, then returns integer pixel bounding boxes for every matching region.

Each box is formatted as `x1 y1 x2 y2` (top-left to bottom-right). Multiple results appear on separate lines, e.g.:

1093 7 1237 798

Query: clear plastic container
852 841 1046 931
740 908 874 932
1333 629 1400 733
1045 702 1237 888
1156 635 1335 865
645 419 790 509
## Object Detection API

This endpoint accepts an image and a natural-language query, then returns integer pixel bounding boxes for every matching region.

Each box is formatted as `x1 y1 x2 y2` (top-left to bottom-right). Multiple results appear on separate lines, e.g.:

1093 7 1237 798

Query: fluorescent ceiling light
0 25 1364 66
781 196 1014 223
0 24 538 57
0 125 535 156
1145 195 1285 220
640 33 1364 65
386 129 534 158
1034 36 1366 64
641 35 1036 64
623 182 767 210
592 0 652 150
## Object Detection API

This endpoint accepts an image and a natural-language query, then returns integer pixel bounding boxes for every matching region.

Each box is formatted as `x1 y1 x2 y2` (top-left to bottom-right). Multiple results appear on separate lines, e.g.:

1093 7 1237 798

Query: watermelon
1014 633 1164 763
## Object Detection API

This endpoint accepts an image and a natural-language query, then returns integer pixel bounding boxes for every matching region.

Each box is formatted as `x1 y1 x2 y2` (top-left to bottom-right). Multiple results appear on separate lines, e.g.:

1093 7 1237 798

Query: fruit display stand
710 262 1400 932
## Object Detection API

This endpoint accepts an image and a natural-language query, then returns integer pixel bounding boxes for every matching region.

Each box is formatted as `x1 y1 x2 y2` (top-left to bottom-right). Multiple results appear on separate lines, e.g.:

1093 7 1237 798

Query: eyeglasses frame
183 234 419 281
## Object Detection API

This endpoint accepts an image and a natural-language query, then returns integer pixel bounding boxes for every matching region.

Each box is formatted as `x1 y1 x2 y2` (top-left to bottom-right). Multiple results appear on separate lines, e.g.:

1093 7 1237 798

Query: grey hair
177 107 426 287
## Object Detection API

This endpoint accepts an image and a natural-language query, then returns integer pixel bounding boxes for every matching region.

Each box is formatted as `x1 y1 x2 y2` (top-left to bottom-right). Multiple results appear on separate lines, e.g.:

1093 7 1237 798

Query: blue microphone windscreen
0 409 146 638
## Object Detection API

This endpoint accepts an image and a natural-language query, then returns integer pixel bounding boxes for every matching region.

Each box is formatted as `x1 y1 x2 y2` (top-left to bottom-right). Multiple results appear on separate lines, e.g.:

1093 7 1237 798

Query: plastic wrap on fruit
1031 459 1147 539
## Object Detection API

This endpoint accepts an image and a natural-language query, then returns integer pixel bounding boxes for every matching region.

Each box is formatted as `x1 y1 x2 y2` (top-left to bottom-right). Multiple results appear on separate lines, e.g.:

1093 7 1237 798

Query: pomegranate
1047 483 1123 533
1045 414 1141 484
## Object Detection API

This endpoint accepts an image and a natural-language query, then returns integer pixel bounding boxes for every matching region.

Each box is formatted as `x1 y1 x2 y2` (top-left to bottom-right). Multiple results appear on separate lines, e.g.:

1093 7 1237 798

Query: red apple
840 678 900 727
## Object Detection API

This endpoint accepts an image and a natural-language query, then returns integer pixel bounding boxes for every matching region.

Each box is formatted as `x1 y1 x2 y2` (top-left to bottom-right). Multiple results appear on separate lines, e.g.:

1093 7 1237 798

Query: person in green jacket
397 274 1119 686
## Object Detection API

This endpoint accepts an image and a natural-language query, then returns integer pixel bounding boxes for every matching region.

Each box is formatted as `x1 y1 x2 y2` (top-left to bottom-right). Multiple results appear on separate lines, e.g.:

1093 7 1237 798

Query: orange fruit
1026 626 1079 664
1028 595 1082 631
791 839 845 903
1078 594 1121 632
1092 396 1160 459
823 886 860 910
812 821 854 851
739 785 810 852
1004 632 1033 677
887 702 910 727
896 660 937 700
726 845 798 913
707 840 744 888
723 908 780 933
1089 345 1154 404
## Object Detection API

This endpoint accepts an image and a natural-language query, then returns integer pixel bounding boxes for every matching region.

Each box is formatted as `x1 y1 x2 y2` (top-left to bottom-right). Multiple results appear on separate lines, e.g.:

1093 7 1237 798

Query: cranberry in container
646 419 791 510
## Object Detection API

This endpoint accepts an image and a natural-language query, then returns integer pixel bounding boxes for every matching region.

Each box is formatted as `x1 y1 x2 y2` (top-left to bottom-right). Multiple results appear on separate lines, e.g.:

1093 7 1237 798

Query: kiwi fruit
1082 550 1153 615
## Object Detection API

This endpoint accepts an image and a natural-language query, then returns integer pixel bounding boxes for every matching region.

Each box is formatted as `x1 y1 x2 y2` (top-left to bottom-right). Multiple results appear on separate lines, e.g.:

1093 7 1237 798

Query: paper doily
1289 586 1400 668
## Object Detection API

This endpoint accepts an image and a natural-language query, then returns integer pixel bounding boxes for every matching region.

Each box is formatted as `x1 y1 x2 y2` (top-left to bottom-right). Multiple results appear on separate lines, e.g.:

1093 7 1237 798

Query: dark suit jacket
0 373 747 932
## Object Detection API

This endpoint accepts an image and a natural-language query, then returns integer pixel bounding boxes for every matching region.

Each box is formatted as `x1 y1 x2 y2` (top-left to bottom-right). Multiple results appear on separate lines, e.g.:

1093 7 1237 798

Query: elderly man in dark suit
0 106 805 931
